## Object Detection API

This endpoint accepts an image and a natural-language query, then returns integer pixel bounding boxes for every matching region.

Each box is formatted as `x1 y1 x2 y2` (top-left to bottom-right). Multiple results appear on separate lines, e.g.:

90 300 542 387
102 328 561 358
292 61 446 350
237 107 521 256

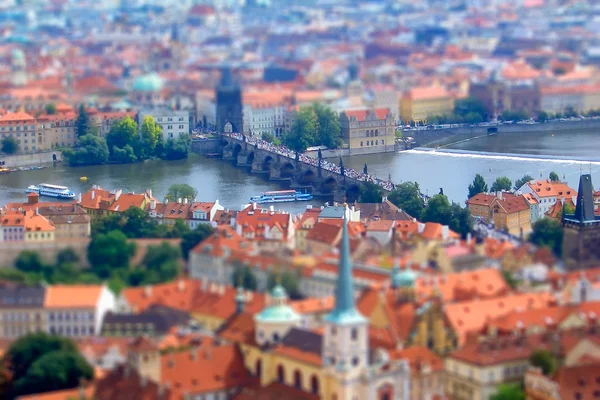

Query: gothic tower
322 217 369 399
215 67 243 134
562 174 600 270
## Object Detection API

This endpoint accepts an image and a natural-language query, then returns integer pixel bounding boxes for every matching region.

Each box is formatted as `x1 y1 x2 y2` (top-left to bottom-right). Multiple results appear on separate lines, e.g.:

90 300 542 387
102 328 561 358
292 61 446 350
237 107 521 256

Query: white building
517 179 577 217
45 284 116 337
243 103 289 138
138 109 190 141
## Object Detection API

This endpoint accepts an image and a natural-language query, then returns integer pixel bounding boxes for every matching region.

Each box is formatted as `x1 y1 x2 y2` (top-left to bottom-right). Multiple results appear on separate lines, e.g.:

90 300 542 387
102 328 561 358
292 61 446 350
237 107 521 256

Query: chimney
183 198 188 205
115 189 122 201
190 347 197 360
91 191 96 200
35 207 39 216
150 200 157 210
269 205 275 213
442 225 449 240
178 279 185 292
147 189 152 198
496 191 503 200
28 193 39 204
467 232 472 245
144 285 152 297
78 192 82 203
177 198 182 204
252 202 257 210
417 223 425 234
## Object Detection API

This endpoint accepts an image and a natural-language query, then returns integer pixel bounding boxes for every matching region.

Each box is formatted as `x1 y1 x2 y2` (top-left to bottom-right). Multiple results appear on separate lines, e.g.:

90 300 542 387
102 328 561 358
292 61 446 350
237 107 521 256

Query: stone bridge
221 137 368 202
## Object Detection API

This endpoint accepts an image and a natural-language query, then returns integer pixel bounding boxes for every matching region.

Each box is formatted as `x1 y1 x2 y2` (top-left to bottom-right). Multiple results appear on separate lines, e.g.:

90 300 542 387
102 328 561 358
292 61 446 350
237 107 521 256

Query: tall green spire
324 218 366 325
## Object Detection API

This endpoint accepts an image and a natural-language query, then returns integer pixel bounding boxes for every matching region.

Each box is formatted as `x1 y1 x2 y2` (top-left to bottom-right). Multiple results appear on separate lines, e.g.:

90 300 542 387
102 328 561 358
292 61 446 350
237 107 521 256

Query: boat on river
25 183 75 199
250 190 312 204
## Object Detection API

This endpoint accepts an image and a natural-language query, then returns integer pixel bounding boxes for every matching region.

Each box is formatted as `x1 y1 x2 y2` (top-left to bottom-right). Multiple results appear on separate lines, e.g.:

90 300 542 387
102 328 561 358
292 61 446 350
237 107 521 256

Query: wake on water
409 148 600 166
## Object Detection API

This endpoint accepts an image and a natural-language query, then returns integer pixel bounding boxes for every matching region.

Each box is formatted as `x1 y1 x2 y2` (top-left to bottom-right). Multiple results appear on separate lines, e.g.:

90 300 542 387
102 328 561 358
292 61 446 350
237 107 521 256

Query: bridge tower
216 67 243 134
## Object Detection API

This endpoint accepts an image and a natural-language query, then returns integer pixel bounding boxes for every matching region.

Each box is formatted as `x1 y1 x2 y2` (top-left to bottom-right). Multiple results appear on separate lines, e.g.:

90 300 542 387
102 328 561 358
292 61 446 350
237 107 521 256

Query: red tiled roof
344 108 390 122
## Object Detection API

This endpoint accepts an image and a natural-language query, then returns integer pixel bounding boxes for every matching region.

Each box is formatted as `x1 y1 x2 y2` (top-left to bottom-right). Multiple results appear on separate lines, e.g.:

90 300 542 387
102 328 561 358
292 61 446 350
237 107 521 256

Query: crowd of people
225 132 396 191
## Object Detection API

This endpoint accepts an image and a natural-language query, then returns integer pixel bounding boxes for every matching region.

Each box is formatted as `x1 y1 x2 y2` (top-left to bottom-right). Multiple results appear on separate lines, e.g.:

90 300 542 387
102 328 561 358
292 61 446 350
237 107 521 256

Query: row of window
49 325 94 336
360 140 384 147
48 311 94 321
1 312 41 321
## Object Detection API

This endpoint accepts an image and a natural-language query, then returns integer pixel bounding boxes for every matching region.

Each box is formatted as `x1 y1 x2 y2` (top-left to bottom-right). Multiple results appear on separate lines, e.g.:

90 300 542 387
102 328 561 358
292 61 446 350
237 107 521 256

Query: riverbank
0 150 63 168
410 119 600 148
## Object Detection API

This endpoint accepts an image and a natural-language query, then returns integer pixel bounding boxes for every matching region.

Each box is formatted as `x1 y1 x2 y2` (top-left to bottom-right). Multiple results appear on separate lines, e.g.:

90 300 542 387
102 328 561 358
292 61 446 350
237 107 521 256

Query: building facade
339 108 396 154
138 109 190 141
0 111 46 153
400 85 454 124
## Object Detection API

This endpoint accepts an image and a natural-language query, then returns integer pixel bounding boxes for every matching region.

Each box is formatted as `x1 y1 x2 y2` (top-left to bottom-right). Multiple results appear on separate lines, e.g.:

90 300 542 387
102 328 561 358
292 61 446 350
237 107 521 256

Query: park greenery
529 349 556 376
64 109 191 166
3 206 214 294
1 333 93 398
1 136 19 154
468 174 488 198
375 182 473 238
490 383 525 400
164 183 198 202
529 217 563 257
282 103 342 153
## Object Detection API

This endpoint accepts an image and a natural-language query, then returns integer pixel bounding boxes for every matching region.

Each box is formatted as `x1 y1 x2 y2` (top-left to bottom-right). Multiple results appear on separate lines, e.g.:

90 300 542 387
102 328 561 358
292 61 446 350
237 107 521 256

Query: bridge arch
300 169 317 185
247 151 255 165
345 184 361 203
280 162 295 178
262 155 273 172
321 176 339 194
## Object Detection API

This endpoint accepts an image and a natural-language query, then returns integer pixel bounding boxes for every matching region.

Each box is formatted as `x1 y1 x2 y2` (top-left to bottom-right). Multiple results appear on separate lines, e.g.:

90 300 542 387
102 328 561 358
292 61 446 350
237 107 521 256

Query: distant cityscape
1 1 600 400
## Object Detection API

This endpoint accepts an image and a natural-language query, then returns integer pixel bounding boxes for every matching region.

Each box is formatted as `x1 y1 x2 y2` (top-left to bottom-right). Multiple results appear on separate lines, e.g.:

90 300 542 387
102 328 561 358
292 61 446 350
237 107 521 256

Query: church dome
255 285 301 323
393 268 418 288
132 73 163 92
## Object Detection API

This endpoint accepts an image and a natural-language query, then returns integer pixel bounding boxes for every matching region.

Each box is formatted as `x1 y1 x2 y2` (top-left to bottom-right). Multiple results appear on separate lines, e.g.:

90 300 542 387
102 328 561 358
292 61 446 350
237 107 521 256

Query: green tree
140 116 162 159
514 174 534 191
44 104 57 115
313 103 342 149
106 116 138 152
501 269 519 290
14 251 45 273
121 207 156 238
75 104 89 138
56 248 80 266
62 134 109 166
529 218 563 257
529 349 556 376
490 176 512 193
549 171 560 182
13 350 93 397
138 242 181 285
180 224 215 260
421 194 452 226
449 202 473 239
232 264 258 290
282 107 316 153
490 384 525 400
3 333 92 398
162 135 190 160
1 136 19 154
453 97 487 121
165 184 198 202
538 110 549 122
261 132 276 143
268 270 302 300
110 144 137 163
388 182 425 218
87 230 136 278
468 174 488 198
91 213 123 236
359 181 383 203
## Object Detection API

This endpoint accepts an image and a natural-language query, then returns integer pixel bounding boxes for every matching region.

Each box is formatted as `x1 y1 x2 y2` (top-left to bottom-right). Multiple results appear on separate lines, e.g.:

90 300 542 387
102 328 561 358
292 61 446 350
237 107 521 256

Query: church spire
324 218 366 324
574 174 595 222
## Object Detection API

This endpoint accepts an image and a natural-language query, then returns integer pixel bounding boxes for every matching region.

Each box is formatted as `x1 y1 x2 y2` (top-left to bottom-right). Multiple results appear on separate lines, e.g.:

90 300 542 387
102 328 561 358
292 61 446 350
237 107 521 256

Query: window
489 371 494 382
352 357 359 366
351 328 358 340
331 327 337 336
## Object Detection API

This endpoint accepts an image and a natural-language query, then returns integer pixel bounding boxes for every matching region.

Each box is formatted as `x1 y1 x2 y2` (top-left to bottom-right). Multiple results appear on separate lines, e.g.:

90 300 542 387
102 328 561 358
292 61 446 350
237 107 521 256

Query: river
1 129 599 212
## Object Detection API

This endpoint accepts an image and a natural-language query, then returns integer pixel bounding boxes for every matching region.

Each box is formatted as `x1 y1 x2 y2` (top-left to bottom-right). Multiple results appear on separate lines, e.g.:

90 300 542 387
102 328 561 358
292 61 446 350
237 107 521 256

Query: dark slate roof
101 305 190 335
281 328 322 355
356 200 413 221
565 174 600 223
0 284 45 308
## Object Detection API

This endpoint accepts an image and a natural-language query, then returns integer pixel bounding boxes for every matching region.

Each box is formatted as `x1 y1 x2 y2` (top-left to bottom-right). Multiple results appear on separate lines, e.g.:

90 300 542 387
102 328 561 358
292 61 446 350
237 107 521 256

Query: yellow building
339 108 396 154
467 192 532 236
218 222 411 400
23 211 55 242
79 186 154 221
37 111 78 149
400 85 454 124
0 111 49 153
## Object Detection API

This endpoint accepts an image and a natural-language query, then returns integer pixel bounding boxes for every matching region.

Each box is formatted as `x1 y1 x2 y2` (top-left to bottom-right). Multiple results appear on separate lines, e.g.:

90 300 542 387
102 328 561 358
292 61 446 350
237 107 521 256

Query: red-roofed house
235 204 295 249
339 108 396 154
400 85 454 124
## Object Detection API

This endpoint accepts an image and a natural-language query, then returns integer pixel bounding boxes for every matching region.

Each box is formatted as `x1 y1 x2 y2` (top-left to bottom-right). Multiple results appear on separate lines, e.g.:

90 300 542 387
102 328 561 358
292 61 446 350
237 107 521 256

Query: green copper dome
394 268 418 288
132 73 163 92
255 284 301 323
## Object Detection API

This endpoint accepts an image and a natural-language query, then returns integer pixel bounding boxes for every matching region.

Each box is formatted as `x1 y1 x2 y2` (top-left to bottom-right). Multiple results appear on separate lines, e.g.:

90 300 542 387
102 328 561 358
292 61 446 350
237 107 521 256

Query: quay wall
0 151 63 168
